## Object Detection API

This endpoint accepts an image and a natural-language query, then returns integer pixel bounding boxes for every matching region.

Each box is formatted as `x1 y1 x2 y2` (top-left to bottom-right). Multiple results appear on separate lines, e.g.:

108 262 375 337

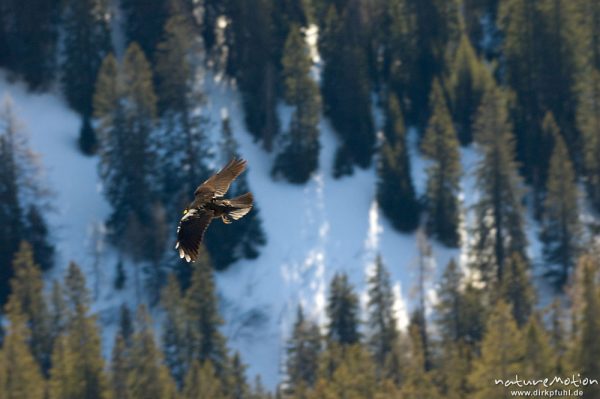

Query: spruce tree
61 0 113 119
0 308 45 399
326 273 360 346
499 252 535 327
471 85 527 283
121 0 169 60
576 68 600 212
541 133 582 287
400 321 440 399
161 274 188 386
468 300 524 399
23 205 54 271
272 24 321 183
521 314 554 387
376 94 420 232
285 306 321 394
204 116 266 270
229 352 250 399
110 334 129 399
421 79 462 247
94 45 160 250
448 34 492 145
366 255 399 375
6 242 52 374
182 361 225 399
531 112 560 216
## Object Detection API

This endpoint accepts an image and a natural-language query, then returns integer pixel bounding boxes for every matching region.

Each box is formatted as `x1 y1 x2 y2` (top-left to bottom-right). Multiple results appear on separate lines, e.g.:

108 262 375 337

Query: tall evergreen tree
110 334 129 399
61 0 112 122
320 4 375 175
204 117 266 270
576 68 600 212
23 205 54 271
376 94 420 232
326 273 360 346
161 274 187 386
285 306 321 395
121 0 169 60
421 79 462 247
229 352 250 399
471 85 527 283
366 255 399 375
468 300 524 399
499 252 535 327
182 361 225 399
521 314 554 387
448 34 492 145
540 134 582 287
94 44 160 250
400 321 440 399
272 24 321 183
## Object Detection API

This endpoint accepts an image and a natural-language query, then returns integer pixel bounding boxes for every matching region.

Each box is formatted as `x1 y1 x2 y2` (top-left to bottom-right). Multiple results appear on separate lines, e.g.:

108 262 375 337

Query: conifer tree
61 0 112 120
285 306 321 394
400 321 440 399
530 112 560 217
161 274 188 386
121 0 169 60
366 255 399 375
6 242 52 373
0 308 45 399
94 45 160 249
182 361 225 399
110 334 129 399
78 115 98 155
326 273 360 346
448 34 492 145
127 306 177 399
521 314 554 387
576 0 600 71
272 24 321 183
541 134 582 286
468 300 524 399
320 4 375 175
421 79 462 247
437 341 472 399
204 116 266 270
576 68 600 212
23 205 54 271
471 85 527 283
499 253 535 327
377 94 420 232
229 352 250 399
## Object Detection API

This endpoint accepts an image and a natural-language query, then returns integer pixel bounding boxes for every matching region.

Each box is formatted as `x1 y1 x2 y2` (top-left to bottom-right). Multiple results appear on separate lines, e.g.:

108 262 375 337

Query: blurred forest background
1 0 600 397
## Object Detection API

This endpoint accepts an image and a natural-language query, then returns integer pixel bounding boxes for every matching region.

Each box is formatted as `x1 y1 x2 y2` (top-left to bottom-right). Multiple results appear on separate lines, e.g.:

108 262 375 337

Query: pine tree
110 334 129 399
499 252 535 327
326 273 360 346
78 115 98 155
468 300 524 399
121 0 169 60
229 352 250 399
400 321 440 399
421 79 462 247
0 0 59 89
127 306 177 399
541 133 582 287
376 94 420 232
471 85 527 283
448 34 492 145
285 306 321 394
437 341 472 399
0 308 45 399
161 274 188 386
182 361 225 399
61 0 113 119
23 205 54 271
272 24 321 183
204 116 266 270
320 4 375 175
521 314 554 388
531 112 560 216
94 44 160 249
6 242 52 373
366 255 399 376
576 68 600 212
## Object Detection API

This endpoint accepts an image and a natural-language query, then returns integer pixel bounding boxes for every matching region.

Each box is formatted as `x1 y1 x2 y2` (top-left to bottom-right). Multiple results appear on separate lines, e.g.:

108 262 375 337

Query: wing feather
175 209 214 262
194 159 247 200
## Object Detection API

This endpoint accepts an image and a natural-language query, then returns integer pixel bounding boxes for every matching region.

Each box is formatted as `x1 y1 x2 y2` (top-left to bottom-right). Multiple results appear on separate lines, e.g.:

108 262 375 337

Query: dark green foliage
114 261 126 291
285 306 321 394
225 0 279 151
0 0 59 89
471 85 527 283
327 273 360 346
448 34 492 145
320 4 375 175
121 0 169 60
272 24 321 183
23 206 54 272
229 352 250 399
204 117 266 270
541 134 582 287
78 116 98 156
61 0 112 118
366 255 399 375
421 79 461 247
94 45 160 250
499 253 535 327
377 94 420 232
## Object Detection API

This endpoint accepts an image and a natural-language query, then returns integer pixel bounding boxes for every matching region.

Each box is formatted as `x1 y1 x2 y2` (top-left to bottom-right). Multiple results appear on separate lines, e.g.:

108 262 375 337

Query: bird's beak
183 209 188 215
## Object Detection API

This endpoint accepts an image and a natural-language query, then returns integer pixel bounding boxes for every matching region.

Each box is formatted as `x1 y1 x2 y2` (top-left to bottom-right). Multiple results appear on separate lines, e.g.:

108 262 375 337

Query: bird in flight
175 159 253 262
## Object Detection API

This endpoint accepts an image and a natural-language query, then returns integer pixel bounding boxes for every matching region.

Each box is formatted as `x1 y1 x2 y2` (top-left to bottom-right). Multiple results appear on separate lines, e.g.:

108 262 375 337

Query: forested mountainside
0 0 600 397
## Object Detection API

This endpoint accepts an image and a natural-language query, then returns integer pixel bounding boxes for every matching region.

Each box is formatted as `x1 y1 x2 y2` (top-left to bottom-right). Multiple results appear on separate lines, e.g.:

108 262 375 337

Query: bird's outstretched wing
175 208 214 262
194 159 247 202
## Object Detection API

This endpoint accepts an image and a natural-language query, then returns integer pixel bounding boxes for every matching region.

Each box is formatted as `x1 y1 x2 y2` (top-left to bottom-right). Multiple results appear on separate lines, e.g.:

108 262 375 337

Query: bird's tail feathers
227 192 253 221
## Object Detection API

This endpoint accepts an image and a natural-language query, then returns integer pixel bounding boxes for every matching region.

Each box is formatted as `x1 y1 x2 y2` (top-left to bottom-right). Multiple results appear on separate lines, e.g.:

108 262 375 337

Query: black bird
175 159 254 262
